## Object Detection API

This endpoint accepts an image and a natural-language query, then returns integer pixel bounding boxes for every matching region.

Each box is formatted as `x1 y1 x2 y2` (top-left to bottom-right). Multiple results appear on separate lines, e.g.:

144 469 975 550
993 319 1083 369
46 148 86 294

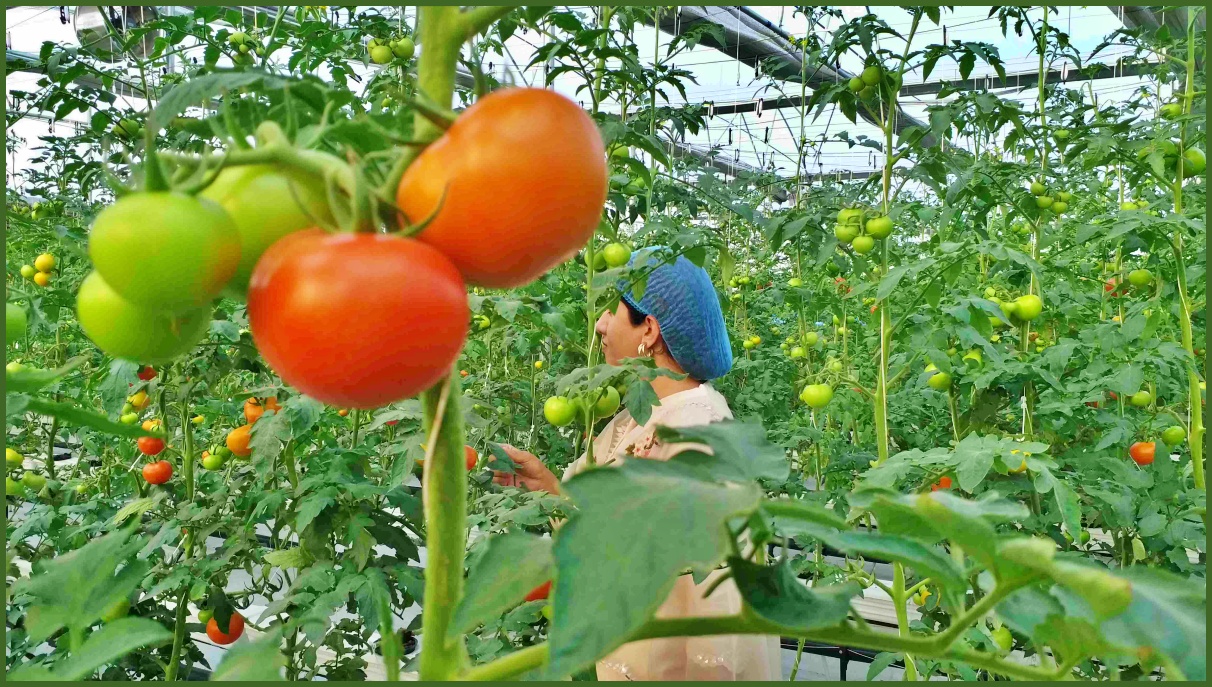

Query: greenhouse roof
3 6 1180 184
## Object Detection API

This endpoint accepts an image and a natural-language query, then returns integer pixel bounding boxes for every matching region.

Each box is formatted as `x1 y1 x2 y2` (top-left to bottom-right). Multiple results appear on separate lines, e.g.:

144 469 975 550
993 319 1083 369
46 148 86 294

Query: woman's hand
491 444 561 494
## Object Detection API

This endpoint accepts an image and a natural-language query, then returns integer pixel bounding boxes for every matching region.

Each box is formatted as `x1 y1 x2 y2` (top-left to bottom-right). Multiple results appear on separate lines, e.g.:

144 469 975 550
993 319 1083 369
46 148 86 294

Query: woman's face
596 300 649 366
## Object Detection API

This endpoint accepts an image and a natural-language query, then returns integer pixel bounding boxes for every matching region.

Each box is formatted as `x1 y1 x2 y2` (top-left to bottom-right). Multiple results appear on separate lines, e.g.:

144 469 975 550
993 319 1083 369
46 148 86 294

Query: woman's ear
643 315 663 351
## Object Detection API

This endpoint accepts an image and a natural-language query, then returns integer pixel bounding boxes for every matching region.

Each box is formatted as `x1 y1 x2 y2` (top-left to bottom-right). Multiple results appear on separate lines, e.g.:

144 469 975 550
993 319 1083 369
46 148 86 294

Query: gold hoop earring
637 343 648 357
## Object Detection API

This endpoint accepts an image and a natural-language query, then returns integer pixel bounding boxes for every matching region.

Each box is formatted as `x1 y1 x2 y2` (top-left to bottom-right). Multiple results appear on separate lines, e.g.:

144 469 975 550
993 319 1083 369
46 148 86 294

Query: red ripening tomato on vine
397 87 608 288
525 580 552 602
142 460 172 485
137 436 165 456
206 611 245 645
247 230 469 409
1129 441 1156 466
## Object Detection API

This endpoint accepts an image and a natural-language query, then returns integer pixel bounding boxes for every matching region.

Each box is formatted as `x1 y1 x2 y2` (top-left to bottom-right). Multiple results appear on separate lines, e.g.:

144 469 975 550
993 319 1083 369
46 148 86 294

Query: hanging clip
764 126 771 144
727 128 733 145
707 101 715 119
59 6 68 25
755 98 764 118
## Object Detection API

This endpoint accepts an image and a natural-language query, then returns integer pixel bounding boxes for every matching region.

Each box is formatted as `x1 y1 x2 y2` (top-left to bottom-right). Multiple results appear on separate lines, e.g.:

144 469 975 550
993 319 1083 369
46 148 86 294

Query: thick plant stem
410 6 481 680
419 374 468 680
44 415 58 481
164 587 190 681
1170 20 1205 492
892 563 919 680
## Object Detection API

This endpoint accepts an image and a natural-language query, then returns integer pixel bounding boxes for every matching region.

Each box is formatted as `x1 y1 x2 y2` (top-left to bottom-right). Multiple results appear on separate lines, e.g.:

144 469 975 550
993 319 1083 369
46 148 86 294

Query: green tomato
789 346 806 359
1056 191 1072 202
1127 269 1152 288
202 453 226 470
120 413 140 425
860 65 882 86
1182 147 1205 176
5 476 22 496
927 370 952 390
847 76 864 92
865 215 893 239
803 332 819 346
20 265 36 279
6 448 23 468
200 165 334 297
593 386 621 417
1029 181 1045 196
836 207 864 225
601 242 631 268
1120 201 1138 211
1051 201 1068 214
787 277 804 288
1130 390 1152 407
7 303 28 341
1035 195 1053 209
1013 294 1043 321
1161 425 1186 446
826 359 843 374
89 192 240 313
851 235 875 254
1160 102 1182 119
370 45 393 64
114 118 142 139
833 223 859 244
198 608 214 624
991 626 1013 653
1053 128 1070 141
22 471 46 490
77 271 211 364
799 384 834 409
543 396 576 427
391 36 415 59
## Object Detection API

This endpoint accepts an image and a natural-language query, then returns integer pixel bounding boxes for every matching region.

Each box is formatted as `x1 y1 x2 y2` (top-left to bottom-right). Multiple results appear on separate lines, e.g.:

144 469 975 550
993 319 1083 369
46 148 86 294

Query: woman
493 250 782 681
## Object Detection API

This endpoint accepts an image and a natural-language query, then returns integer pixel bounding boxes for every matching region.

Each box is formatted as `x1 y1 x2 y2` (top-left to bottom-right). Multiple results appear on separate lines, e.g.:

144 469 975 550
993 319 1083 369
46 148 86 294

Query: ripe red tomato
525 580 552 602
397 88 607 288
1129 441 1155 466
248 230 469 409
142 460 172 484
931 475 953 491
137 366 157 381
465 445 478 471
206 611 245 645
200 165 333 297
138 436 165 456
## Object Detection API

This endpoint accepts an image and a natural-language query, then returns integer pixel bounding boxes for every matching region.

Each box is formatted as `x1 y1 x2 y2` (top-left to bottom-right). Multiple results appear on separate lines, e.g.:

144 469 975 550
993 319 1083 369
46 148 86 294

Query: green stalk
1170 19 1205 492
44 415 58 481
892 562 919 680
418 373 468 679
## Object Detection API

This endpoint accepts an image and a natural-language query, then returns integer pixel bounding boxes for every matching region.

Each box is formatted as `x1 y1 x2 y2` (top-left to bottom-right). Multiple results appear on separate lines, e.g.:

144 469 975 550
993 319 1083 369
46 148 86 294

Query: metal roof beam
644 6 934 146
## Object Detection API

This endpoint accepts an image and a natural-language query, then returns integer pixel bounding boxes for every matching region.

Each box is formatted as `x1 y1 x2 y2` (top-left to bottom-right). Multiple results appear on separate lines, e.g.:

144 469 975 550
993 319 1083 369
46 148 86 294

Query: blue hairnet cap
619 247 733 381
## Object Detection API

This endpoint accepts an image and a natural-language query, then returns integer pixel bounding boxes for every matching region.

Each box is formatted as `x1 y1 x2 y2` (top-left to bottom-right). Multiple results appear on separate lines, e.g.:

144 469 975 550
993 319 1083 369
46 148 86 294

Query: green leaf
546 460 762 678
209 631 286 680
23 397 152 440
14 526 147 644
450 532 553 640
1051 480 1082 540
5 357 87 394
52 618 172 680
655 422 790 483
730 557 859 631
111 497 157 526
1100 567 1206 680
622 379 660 426
263 547 313 570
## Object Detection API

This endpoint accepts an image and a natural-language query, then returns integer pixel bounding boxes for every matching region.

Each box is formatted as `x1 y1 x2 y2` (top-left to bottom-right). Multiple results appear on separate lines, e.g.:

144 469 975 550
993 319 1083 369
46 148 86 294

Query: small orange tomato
263 396 281 413
244 398 264 424
465 445 478 471
1128 441 1155 466
226 424 253 457
338 408 349 417
206 611 245 645
930 475 952 491
460 370 469 378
